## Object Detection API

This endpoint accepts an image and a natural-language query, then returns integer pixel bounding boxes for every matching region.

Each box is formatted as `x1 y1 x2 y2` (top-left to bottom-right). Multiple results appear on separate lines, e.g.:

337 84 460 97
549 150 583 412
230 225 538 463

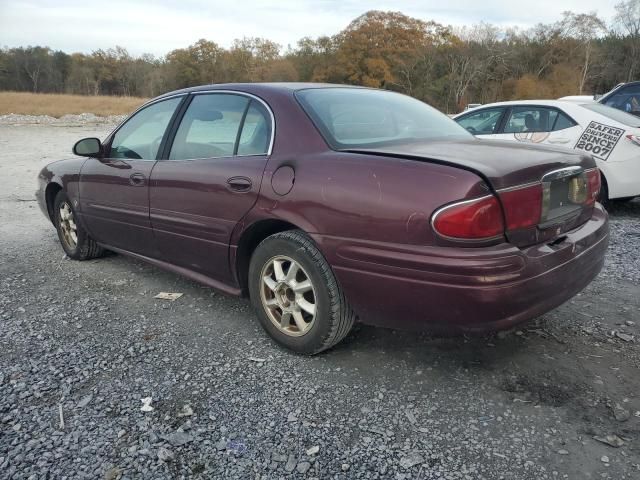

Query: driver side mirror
73 137 103 157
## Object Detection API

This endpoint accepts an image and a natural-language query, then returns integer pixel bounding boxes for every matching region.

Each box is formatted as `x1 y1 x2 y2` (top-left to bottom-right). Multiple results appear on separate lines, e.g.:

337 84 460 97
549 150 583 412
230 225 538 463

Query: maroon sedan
36 84 609 354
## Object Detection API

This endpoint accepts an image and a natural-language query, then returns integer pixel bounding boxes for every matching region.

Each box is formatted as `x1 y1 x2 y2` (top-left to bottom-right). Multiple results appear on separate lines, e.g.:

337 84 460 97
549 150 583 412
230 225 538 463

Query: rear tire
53 190 104 260
248 230 355 354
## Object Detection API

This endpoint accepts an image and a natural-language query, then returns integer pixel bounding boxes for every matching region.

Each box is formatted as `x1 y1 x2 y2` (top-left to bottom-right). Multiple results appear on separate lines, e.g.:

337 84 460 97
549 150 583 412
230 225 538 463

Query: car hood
346 138 596 190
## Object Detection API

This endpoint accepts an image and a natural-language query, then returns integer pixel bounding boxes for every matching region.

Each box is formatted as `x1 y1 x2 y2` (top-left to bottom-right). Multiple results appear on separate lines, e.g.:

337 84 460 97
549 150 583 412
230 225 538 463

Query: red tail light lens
499 184 542 230
586 168 601 205
432 195 504 240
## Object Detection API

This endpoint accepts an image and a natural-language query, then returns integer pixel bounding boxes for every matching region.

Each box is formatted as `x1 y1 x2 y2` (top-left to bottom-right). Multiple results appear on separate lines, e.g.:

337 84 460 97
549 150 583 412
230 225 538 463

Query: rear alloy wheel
53 190 104 260
249 230 355 354
260 255 317 337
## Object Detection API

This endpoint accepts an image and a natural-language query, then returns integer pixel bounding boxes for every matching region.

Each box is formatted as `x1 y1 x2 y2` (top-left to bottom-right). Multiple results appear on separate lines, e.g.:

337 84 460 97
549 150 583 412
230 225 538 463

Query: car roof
155 82 365 100
452 99 582 117
466 100 578 108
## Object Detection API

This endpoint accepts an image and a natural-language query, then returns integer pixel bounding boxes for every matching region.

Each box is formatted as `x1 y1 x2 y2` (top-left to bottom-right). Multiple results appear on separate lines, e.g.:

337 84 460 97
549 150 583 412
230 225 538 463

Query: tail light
626 134 640 146
585 168 601 205
432 195 504 240
499 184 542 230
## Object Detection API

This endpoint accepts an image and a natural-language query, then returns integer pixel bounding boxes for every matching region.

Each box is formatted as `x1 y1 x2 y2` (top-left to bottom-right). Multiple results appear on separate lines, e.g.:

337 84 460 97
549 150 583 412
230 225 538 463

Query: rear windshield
580 103 640 127
296 88 471 149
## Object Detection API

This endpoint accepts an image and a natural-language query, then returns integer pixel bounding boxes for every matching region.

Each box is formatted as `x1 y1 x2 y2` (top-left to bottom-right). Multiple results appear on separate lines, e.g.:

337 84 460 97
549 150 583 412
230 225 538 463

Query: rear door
492 105 582 147
149 92 273 283
79 96 184 256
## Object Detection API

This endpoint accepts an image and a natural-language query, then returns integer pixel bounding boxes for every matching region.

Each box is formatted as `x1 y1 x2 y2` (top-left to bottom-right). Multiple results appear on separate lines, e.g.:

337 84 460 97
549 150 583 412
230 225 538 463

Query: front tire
248 230 355 354
53 190 104 260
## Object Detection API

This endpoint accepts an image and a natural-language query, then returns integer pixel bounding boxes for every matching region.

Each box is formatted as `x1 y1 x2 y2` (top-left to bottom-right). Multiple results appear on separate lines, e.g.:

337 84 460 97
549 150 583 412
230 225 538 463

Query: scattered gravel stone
157 447 174 463
77 394 93 408
613 403 631 422
296 461 311 474
305 445 320 456
0 113 125 126
399 452 424 469
177 404 193 417
594 435 625 448
284 454 297 472
161 432 193 447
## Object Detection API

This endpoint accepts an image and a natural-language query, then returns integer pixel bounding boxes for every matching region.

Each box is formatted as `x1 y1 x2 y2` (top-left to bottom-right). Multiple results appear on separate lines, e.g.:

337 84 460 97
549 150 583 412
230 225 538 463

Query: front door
150 93 273 282
79 96 184 256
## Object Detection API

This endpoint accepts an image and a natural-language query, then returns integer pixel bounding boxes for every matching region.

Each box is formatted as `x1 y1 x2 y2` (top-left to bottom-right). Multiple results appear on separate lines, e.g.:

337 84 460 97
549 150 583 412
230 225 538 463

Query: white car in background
453 100 640 203
557 95 596 103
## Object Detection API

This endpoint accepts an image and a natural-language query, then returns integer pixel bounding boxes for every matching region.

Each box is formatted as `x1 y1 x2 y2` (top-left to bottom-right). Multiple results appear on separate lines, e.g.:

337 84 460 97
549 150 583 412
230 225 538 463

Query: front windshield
296 88 472 149
581 103 640 128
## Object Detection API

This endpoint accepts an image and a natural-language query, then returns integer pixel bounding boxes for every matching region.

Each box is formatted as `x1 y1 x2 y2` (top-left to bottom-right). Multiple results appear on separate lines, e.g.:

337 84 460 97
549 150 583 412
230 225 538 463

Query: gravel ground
1 123 639 480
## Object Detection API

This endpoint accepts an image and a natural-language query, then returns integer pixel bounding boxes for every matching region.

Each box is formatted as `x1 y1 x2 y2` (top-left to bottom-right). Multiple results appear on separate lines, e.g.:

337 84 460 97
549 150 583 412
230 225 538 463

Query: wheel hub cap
58 202 78 249
260 256 317 337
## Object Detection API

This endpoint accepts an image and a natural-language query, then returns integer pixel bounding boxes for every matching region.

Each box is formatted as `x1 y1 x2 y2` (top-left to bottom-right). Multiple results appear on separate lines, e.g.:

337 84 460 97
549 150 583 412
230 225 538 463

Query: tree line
1 1 639 113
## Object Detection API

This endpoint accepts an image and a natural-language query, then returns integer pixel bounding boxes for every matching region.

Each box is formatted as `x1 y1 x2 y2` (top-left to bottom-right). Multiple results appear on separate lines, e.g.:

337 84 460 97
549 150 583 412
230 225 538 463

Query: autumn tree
331 11 437 88
613 0 640 81
557 11 607 93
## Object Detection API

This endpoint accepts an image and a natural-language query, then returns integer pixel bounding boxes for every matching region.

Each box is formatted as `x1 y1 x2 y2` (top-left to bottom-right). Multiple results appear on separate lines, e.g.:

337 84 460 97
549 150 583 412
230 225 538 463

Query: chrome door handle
129 172 146 186
227 176 252 192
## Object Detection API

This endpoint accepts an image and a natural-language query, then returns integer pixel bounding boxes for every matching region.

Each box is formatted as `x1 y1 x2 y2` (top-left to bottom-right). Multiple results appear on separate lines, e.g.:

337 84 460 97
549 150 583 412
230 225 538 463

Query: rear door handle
227 176 252 192
548 138 571 144
129 172 146 186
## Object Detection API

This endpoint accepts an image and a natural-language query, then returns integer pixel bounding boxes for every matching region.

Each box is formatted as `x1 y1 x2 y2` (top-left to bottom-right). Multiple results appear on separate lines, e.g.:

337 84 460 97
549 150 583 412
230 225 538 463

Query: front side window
296 88 471 149
170 94 253 160
110 97 182 160
456 108 505 135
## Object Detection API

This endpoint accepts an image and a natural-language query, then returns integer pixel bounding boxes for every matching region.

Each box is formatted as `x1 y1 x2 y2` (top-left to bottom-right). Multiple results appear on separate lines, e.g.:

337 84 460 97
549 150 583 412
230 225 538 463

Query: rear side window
170 94 249 160
170 94 272 159
504 106 569 133
456 108 505 134
552 112 577 131
237 102 271 155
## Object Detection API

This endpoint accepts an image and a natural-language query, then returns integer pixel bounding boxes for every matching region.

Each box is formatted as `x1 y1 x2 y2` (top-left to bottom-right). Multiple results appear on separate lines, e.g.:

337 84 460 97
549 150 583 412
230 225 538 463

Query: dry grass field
0 91 147 117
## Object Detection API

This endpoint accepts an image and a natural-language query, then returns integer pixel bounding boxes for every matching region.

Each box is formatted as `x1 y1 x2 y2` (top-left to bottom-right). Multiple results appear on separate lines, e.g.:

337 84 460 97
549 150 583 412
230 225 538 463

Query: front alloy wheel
53 190 104 260
58 202 78 250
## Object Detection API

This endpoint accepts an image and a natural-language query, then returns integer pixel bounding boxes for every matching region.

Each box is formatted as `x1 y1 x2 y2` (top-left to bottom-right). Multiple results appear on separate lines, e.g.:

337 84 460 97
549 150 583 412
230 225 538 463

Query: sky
0 0 619 57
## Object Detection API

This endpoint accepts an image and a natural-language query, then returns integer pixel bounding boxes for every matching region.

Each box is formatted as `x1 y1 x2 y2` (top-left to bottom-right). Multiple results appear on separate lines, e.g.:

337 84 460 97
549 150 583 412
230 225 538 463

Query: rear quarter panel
258 151 489 244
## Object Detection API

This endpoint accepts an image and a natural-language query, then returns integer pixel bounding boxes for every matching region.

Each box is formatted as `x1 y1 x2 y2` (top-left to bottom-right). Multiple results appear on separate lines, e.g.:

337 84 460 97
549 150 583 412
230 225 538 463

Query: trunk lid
346 138 598 247
346 138 595 190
